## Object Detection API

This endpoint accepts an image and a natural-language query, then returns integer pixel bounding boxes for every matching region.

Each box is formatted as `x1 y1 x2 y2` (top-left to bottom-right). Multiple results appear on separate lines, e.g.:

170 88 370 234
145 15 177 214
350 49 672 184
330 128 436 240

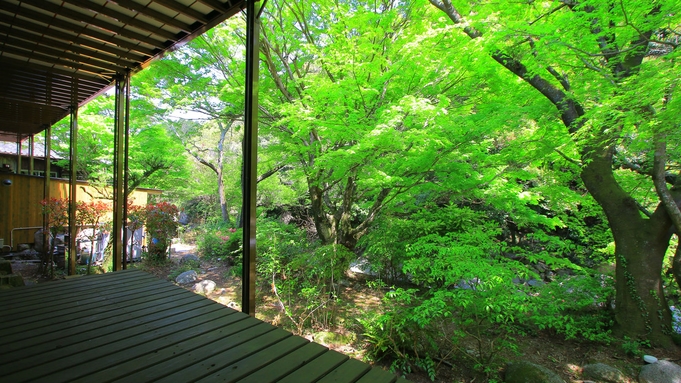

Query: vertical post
16 135 22 174
68 106 78 275
112 75 127 271
43 126 52 274
123 72 131 269
43 127 51 203
29 135 34 175
242 0 261 316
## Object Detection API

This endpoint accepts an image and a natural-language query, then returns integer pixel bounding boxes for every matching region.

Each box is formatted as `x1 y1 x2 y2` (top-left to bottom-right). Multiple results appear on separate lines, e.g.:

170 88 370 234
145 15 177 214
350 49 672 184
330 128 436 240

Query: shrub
145 202 180 262
256 218 352 334
530 274 614 343
361 209 614 379
198 227 241 262
76 200 111 274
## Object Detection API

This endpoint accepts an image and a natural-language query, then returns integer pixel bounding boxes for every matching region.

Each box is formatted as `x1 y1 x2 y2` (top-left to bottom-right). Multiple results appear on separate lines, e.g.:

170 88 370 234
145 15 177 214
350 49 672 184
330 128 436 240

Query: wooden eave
0 0 246 142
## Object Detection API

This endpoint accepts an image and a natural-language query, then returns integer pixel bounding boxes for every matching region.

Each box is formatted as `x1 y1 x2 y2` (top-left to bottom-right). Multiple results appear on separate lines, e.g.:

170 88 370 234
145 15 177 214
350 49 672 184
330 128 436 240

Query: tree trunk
217 170 230 224
216 122 231 225
309 182 334 244
612 220 674 347
582 145 675 347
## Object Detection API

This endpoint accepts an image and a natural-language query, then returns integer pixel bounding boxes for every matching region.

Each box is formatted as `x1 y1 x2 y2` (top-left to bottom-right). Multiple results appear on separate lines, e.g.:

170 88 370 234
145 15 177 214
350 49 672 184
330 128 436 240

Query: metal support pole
242 0 261 317
29 135 34 175
43 126 52 274
16 135 21 174
68 106 78 275
123 72 130 269
112 76 127 271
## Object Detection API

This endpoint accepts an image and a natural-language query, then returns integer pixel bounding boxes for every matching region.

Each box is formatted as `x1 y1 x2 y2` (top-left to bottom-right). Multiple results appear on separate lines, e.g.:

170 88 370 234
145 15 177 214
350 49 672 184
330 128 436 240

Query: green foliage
228 261 243 279
531 275 614 343
361 204 615 378
621 336 651 357
181 195 221 225
51 93 188 191
256 218 353 334
197 226 241 262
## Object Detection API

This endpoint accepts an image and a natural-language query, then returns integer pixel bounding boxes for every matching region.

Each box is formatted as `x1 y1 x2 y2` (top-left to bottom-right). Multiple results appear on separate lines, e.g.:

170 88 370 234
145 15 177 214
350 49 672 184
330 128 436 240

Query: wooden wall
0 173 159 250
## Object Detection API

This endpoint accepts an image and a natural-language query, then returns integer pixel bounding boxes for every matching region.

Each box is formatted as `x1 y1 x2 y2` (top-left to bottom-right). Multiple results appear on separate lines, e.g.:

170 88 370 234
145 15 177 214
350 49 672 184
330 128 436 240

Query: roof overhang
0 0 247 142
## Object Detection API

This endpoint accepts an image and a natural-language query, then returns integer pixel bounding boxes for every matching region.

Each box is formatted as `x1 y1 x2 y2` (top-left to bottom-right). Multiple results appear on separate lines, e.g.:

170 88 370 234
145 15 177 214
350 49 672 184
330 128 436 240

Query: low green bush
256 218 354 334
360 209 615 380
198 227 242 263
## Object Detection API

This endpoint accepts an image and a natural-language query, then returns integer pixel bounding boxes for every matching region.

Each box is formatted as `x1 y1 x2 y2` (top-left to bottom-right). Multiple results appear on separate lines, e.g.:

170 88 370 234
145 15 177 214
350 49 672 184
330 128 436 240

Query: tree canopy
52 0 681 362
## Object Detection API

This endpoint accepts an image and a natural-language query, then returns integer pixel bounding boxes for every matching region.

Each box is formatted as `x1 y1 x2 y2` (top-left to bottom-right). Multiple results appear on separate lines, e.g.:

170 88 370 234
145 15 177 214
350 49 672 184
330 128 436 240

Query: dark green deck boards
0 269 409 383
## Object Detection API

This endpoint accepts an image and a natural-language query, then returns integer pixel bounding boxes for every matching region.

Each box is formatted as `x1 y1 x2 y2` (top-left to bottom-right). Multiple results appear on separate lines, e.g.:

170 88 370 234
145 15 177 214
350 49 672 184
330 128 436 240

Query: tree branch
554 148 581 166
257 163 288 183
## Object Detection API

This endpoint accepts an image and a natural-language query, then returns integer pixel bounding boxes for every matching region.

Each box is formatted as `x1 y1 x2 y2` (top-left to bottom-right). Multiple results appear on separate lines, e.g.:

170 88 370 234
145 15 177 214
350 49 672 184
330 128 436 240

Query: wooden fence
0 173 160 250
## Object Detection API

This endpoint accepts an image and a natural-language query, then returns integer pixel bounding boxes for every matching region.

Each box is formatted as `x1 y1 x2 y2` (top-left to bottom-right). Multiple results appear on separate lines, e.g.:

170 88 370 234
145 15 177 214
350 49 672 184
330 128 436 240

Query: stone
0 259 12 275
534 262 549 273
180 254 200 264
349 258 376 276
504 361 565 383
193 280 216 295
0 274 24 288
581 363 626 383
175 270 198 285
34 229 51 252
16 250 39 260
178 211 190 225
639 360 681 383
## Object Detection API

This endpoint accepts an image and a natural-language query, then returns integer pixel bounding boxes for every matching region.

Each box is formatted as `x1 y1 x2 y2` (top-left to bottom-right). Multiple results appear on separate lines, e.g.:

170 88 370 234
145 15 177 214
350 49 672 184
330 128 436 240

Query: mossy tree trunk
581 143 676 347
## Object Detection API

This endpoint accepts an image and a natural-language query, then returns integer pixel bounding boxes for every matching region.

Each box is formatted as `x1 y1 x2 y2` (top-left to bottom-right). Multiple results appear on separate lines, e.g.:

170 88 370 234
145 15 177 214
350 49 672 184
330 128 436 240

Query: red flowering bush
76 200 110 273
145 202 179 261
127 202 147 232
39 198 70 273
40 197 70 235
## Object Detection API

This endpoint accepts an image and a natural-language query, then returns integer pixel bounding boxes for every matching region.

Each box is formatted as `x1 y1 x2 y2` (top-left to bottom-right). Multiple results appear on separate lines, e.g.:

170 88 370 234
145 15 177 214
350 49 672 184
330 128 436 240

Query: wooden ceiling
0 0 246 142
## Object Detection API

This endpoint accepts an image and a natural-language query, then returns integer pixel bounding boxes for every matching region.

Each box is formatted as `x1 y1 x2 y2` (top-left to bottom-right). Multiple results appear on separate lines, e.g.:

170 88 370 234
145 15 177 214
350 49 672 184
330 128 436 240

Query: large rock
582 363 626 383
175 270 198 285
639 360 681 383
17 243 31 251
505 361 565 383
178 211 190 225
193 280 216 295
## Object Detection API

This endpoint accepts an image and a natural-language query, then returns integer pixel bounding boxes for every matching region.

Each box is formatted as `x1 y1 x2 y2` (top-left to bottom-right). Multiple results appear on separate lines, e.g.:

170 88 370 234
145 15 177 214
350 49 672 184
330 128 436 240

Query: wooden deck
0 269 409 383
